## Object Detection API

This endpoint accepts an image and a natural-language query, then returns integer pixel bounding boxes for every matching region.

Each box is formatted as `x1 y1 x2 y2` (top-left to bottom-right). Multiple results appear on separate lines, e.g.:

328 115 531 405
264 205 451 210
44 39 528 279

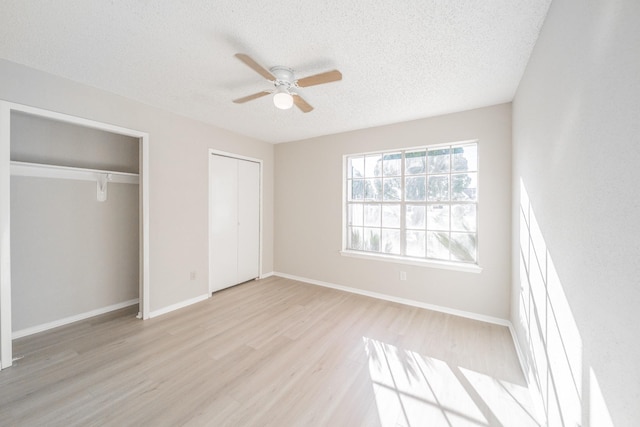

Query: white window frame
340 140 482 274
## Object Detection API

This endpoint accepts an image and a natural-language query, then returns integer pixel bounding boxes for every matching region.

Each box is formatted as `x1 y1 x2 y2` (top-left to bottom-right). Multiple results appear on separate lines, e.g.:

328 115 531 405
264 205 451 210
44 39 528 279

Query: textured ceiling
0 0 551 143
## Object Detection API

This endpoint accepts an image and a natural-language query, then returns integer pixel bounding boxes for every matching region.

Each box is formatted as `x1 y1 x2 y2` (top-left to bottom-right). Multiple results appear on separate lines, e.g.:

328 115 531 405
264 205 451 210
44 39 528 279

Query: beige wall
0 59 274 313
512 0 640 424
11 178 139 331
11 111 140 173
275 103 512 320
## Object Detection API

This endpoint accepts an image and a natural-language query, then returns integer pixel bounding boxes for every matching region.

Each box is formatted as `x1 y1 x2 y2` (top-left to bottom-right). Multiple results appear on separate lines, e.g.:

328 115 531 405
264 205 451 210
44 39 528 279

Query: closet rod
10 161 139 185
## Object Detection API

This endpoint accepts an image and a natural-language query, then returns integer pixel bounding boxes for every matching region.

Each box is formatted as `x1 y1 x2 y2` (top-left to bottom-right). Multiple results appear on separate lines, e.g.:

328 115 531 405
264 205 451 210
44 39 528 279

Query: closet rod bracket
97 173 113 202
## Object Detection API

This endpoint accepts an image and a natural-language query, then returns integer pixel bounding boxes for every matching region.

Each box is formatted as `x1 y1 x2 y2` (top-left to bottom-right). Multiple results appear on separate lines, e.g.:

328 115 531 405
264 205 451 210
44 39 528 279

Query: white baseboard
148 293 209 319
508 322 546 423
260 271 275 279
273 272 510 327
507 323 529 380
12 299 139 339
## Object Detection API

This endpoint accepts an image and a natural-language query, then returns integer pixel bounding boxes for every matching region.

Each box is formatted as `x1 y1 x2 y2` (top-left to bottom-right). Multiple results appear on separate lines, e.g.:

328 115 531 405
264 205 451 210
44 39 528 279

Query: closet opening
0 101 150 370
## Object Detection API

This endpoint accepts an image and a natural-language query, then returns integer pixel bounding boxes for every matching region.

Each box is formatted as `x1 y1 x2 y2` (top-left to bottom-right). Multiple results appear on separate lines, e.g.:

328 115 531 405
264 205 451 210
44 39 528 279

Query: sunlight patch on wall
517 178 613 426
589 367 613 427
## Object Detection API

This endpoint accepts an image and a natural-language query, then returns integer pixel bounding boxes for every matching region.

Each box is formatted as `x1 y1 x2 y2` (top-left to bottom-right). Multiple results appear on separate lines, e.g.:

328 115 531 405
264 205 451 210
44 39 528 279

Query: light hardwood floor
0 276 541 426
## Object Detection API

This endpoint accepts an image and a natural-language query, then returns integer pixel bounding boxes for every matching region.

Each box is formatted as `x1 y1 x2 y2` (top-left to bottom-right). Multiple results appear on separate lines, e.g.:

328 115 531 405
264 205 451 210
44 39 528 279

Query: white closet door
209 153 260 293
210 154 239 292
237 159 260 283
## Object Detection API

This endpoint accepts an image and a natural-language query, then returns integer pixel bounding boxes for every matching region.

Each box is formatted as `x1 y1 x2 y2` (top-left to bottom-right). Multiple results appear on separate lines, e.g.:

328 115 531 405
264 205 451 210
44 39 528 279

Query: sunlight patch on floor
460 367 540 427
364 336 541 426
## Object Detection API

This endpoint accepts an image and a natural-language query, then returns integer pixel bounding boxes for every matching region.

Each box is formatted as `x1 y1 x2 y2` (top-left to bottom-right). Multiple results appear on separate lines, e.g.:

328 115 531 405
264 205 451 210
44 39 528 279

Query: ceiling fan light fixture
273 86 294 110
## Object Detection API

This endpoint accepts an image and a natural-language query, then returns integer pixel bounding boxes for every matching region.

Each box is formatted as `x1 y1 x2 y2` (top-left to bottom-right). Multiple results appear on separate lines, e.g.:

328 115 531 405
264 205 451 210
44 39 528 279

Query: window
344 141 478 265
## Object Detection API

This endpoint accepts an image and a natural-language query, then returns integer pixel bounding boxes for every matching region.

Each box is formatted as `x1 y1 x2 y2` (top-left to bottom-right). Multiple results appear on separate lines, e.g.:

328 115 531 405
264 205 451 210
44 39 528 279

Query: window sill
339 250 483 274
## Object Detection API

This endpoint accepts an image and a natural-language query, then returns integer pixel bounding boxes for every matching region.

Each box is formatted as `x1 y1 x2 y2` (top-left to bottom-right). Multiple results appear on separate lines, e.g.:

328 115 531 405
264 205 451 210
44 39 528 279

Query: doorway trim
0 101 150 370
208 149 263 295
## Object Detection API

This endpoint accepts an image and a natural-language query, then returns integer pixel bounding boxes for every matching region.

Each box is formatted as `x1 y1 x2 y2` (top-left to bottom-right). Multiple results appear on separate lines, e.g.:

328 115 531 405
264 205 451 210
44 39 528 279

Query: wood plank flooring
0 276 541 426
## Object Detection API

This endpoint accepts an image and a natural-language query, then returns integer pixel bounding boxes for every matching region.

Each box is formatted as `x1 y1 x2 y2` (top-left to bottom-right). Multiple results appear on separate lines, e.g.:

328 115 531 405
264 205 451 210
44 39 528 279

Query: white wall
275 103 512 319
512 0 640 425
0 59 274 314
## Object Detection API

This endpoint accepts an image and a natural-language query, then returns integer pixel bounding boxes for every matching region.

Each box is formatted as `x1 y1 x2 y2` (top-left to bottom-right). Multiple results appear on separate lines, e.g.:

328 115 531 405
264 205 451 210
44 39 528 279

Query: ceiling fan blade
292 94 314 113
235 53 275 80
296 70 342 87
233 91 271 104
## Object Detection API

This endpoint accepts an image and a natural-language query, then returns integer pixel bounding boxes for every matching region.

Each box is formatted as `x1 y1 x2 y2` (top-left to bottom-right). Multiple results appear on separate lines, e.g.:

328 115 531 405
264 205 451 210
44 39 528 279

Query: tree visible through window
345 141 478 263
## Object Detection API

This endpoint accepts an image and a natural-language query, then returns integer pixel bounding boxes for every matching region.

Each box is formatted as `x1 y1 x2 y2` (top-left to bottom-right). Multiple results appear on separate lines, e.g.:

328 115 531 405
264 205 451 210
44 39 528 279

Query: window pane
364 178 382 201
450 232 477 262
451 204 476 232
427 175 449 201
348 203 363 226
365 154 382 177
382 229 401 254
405 151 426 175
383 152 402 176
406 205 426 229
451 173 477 201
427 204 450 231
405 176 426 201
406 230 426 257
427 231 450 260
349 156 365 178
346 144 478 266
350 179 364 200
383 177 401 201
428 148 450 173
452 145 477 172
364 204 381 227
364 227 381 252
382 204 400 228
348 227 363 250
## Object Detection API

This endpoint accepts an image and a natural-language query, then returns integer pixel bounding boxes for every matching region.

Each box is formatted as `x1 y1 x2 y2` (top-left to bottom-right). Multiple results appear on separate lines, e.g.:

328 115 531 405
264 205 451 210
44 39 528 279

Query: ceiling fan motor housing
270 66 295 91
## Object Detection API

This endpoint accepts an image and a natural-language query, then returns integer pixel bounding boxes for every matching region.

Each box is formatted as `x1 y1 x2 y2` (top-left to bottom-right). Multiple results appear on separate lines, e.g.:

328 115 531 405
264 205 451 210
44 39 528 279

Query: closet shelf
10 161 139 184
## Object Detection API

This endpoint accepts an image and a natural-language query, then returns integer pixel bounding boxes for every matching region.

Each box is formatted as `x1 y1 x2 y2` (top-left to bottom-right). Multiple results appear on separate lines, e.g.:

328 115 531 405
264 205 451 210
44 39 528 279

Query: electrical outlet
190 271 196 280
400 271 407 281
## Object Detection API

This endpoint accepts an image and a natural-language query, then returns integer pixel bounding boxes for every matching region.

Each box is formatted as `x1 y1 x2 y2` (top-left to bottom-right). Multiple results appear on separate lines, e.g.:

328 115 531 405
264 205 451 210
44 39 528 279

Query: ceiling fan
232 53 342 113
